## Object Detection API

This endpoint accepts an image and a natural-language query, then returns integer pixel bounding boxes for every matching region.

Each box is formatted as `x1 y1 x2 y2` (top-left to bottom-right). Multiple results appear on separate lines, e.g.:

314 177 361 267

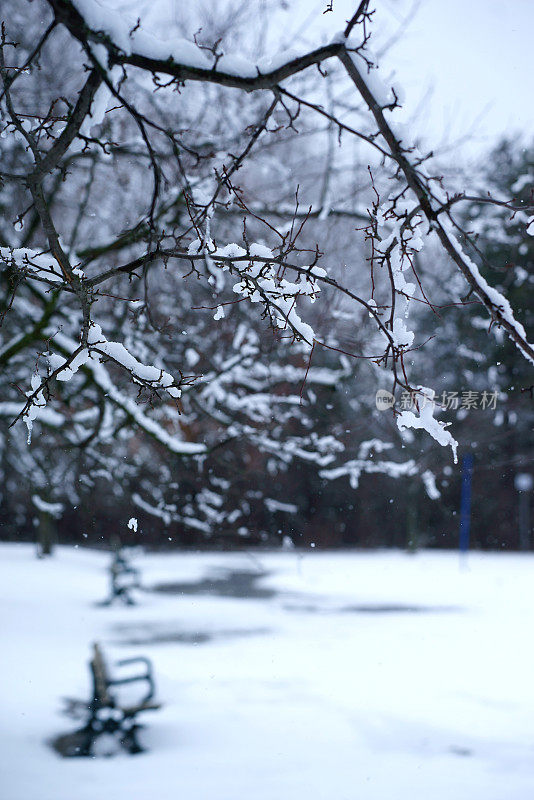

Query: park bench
103 548 141 605
54 643 161 756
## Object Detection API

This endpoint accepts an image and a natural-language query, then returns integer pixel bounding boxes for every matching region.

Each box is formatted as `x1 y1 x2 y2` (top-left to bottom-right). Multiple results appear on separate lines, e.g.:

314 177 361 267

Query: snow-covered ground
2 543 534 800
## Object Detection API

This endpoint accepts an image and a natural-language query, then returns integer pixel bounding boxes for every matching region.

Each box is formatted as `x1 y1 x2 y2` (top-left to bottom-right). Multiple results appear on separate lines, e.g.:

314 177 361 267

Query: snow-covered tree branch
1 0 532 540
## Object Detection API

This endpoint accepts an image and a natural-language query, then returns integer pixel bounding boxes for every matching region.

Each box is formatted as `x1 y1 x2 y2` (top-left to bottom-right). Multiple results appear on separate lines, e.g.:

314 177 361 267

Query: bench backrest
90 643 112 706
89 643 158 713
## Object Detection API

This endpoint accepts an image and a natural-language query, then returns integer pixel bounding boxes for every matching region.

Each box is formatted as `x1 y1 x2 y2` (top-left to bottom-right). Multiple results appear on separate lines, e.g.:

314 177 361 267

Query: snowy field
2 543 534 800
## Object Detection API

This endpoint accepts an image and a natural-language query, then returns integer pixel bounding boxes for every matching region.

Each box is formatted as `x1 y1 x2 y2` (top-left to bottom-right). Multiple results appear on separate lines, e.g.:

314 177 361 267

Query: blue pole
459 454 474 554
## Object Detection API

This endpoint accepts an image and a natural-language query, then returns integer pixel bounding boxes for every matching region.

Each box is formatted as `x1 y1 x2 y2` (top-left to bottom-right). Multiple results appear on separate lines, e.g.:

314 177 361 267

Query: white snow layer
71 0 308 79
397 387 458 462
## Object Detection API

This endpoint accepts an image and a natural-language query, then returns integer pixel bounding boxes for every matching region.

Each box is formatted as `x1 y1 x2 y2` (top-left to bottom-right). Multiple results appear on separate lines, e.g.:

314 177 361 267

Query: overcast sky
284 0 533 154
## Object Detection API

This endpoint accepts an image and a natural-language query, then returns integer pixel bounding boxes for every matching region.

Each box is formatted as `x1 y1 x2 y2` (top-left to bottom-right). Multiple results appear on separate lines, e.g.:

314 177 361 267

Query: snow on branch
50 0 344 89
321 438 417 488
438 218 534 366
0 246 65 286
397 388 458 462
85 322 182 399
321 457 417 489
188 239 325 346
53 329 205 454
338 48 534 366
32 494 64 518
18 327 206 455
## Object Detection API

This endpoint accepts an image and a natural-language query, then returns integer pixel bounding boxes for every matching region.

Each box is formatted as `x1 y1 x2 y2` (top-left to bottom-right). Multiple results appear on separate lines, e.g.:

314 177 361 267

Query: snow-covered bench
103 549 141 605
53 643 161 756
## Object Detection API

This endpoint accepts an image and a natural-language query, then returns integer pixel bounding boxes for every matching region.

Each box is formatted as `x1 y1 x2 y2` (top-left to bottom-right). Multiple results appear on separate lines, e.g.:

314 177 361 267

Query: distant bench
103 548 141 605
53 643 161 757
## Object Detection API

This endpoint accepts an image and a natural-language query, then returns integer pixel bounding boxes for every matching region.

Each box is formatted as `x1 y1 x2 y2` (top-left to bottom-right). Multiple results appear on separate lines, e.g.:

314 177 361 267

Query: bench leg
120 721 143 754
115 587 136 605
78 723 95 757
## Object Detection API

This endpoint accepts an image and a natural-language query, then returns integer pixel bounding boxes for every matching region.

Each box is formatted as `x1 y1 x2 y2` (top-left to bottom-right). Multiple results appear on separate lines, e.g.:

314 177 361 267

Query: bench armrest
116 656 151 668
110 657 155 703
